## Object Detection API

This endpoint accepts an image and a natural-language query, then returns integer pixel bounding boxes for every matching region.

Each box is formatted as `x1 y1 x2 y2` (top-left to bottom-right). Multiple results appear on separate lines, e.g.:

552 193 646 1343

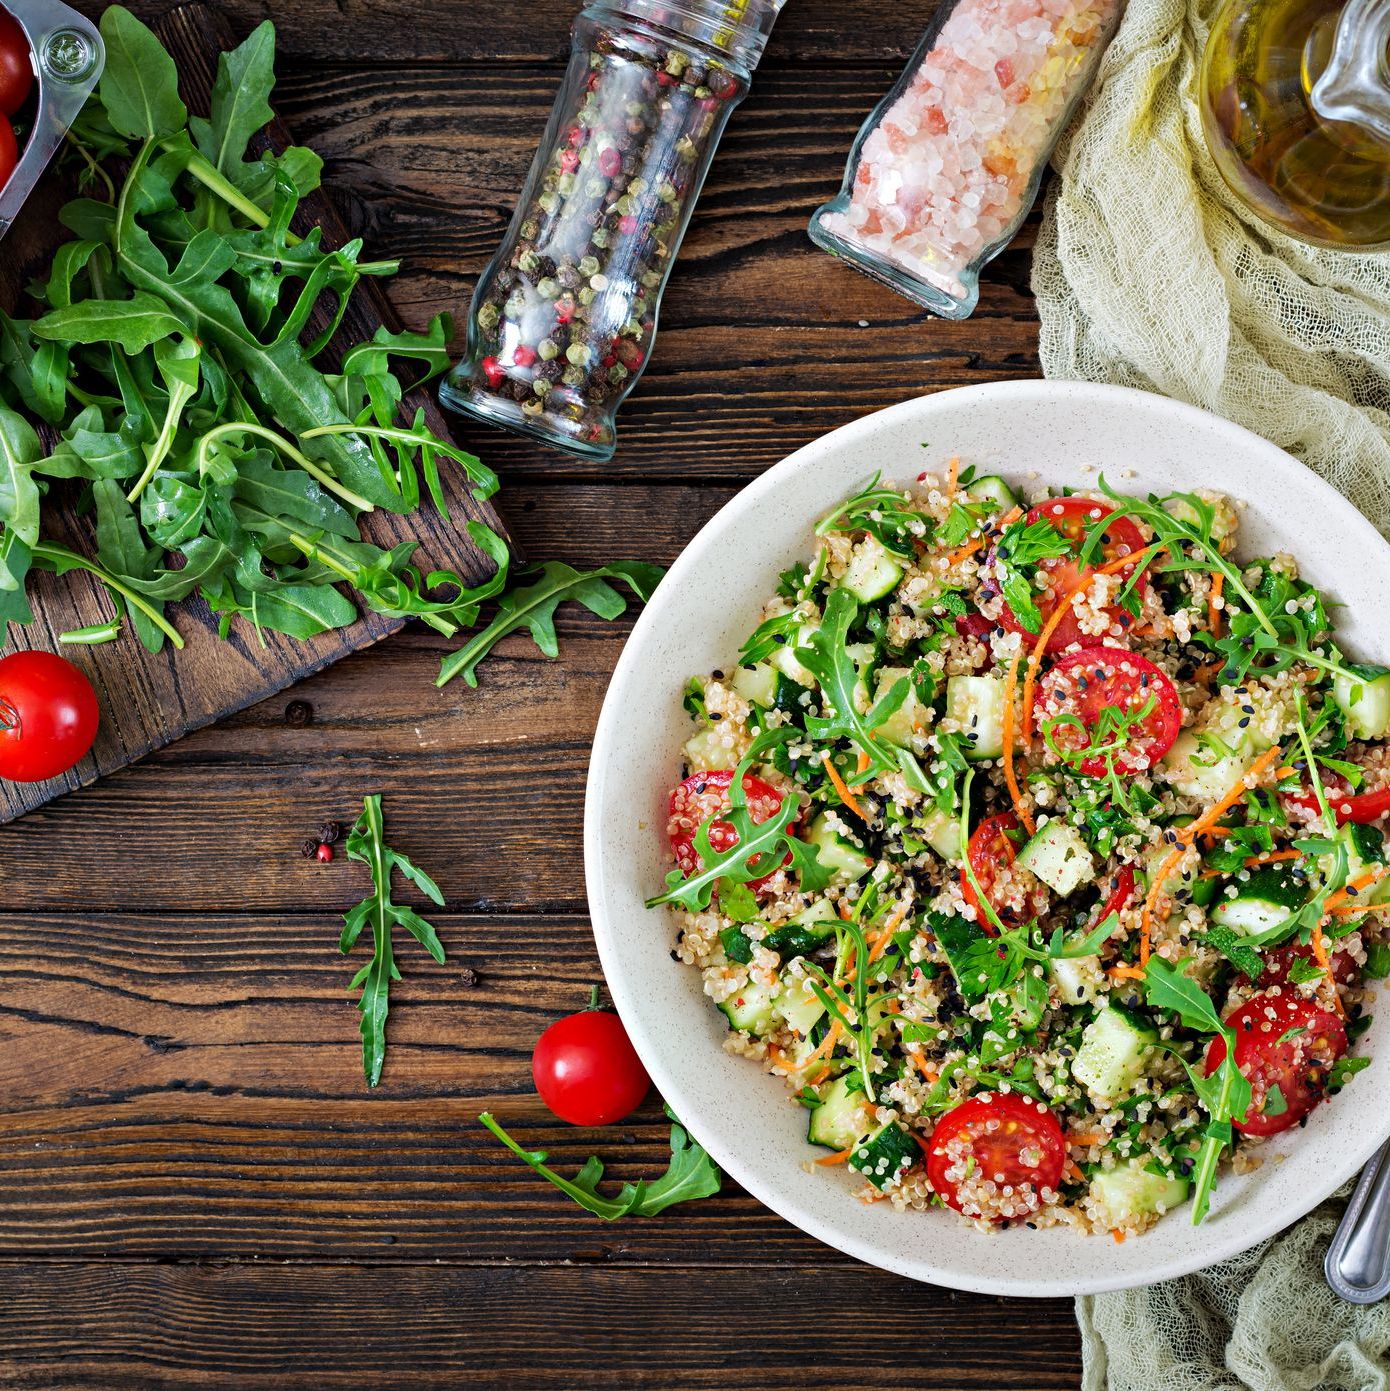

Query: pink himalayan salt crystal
817 0 1120 301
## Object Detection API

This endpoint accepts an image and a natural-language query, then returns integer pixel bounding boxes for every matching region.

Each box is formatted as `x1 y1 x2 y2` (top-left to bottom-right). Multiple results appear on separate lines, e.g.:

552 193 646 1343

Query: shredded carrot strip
1108 964 1147 980
856 748 870 777
815 1148 854 1165
868 901 911 963
942 504 1023 568
1245 849 1303 868
1000 647 1035 834
1309 920 1343 1014
1065 1161 1085 1184
821 751 867 822
1020 553 1147 749
1209 571 1224 638
1193 660 1225 687
1325 867 1389 913
1139 847 1185 968
1274 765 1296 779
910 1049 938 1084
802 1020 843 1066
806 1063 831 1086
1111 1228 1127 1245
1329 901 1390 916
1068 1132 1107 1147
767 1046 791 1071
946 455 960 498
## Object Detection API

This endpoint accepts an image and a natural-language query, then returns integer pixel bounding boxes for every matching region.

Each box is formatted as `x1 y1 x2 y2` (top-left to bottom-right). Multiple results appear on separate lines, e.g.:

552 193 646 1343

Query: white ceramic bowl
585 380 1390 1296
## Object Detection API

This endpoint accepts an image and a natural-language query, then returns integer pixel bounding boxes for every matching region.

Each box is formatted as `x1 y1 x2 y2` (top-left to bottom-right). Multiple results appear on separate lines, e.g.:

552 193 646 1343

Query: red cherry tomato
1034 647 1181 777
0 651 100 782
0 117 16 191
0 9 31 118
532 1006 651 1126
667 769 789 889
1094 863 1137 922
1204 989 1347 1136
960 810 1047 931
997 499 1149 652
1258 940 1356 989
1282 770 1390 826
954 611 996 669
926 1091 1066 1220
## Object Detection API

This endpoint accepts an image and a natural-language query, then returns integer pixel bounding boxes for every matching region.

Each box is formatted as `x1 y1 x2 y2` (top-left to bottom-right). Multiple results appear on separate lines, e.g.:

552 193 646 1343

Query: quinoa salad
644 466 1390 1235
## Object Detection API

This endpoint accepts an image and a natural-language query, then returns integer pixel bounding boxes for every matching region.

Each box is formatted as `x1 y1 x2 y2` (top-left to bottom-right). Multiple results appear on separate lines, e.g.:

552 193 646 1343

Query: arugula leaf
1329 1055 1371 1089
98 7 188 140
189 20 276 177
813 473 929 558
993 513 1072 635
739 609 801 665
0 407 41 550
437 560 664 688
340 794 446 1087
479 1107 721 1220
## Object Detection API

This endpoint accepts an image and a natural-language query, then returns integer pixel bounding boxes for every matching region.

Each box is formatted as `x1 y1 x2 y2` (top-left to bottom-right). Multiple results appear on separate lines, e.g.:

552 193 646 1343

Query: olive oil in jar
1200 0 1390 249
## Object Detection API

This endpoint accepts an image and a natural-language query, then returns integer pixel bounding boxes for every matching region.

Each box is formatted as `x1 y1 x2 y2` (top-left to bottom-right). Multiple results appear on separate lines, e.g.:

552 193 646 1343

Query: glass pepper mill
440 0 784 461
1201 0 1390 249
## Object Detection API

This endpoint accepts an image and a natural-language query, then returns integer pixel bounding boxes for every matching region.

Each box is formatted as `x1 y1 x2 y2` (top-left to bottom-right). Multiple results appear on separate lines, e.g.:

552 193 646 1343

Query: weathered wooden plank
124 0 951 67
0 1262 1080 1391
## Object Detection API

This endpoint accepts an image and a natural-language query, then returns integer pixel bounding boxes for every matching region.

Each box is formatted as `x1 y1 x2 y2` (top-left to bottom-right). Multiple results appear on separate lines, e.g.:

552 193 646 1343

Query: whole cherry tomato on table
0 8 31 118
533 991 651 1126
0 650 100 782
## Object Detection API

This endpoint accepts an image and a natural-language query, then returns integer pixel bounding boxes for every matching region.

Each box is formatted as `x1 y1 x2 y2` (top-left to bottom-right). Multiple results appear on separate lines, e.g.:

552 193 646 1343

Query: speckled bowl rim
585 380 1390 1296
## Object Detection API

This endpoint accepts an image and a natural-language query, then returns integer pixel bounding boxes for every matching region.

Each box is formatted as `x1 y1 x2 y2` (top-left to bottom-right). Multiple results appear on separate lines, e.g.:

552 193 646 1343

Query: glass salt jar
440 0 784 461
809 0 1124 319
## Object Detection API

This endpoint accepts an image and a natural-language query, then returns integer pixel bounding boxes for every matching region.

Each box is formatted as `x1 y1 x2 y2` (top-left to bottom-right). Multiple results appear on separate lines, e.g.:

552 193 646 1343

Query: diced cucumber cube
732 662 778 708
806 812 872 882
775 978 827 1037
1016 821 1096 897
965 475 1019 512
945 674 1005 760
718 980 778 1035
1334 668 1390 740
1161 730 1255 801
1072 1006 1158 1100
763 899 840 959
683 728 731 772
849 1122 918 1188
841 537 904 603
1089 1161 1190 1227
807 1075 873 1151
918 807 963 862
873 665 930 749
1210 865 1304 935
770 621 819 689
1050 954 1105 1006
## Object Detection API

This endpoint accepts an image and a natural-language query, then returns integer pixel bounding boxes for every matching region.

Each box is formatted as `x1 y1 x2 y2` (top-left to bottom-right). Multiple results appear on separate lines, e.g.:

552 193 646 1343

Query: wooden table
0 1 1081 1384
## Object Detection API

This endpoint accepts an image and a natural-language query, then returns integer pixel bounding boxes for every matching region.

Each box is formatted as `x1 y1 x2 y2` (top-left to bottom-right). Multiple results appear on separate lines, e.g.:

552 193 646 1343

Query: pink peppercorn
619 214 639 235
560 149 580 173
512 344 538 368
995 58 1015 87
555 300 575 324
598 147 621 177
602 352 618 368
480 356 504 388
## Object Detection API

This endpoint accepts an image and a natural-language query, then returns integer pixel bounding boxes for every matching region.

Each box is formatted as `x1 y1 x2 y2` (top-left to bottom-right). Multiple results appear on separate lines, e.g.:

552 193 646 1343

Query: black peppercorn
319 820 342 845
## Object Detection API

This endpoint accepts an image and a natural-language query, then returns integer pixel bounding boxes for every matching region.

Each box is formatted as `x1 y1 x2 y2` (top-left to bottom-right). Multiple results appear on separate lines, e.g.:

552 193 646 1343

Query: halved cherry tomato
1282 771 1390 826
0 9 31 119
533 1003 651 1126
926 1092 1066 1221
1094 863 1137 922
997 499 1149 652
0 117 16 191
667 769 788 889
954 611 996 669
1258 940 1357 989
1204 989 1347 1136
960 810 1047 931
0 651 100 782
1034 647 1181 777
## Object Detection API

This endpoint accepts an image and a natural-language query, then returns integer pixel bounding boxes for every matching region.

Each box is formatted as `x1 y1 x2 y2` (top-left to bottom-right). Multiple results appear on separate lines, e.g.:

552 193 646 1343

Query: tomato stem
0 696 19 734
588 985 601 1011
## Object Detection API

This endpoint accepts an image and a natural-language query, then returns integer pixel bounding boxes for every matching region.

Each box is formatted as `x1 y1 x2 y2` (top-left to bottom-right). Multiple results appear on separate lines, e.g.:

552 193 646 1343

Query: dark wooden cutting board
0 1 509 823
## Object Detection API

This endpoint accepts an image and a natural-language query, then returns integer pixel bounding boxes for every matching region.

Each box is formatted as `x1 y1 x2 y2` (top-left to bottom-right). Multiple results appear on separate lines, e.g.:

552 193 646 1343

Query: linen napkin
1031 0 1390 1380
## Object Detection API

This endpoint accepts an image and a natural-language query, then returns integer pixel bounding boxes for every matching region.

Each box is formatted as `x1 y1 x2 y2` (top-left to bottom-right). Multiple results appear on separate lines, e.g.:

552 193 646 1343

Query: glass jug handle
1310 0 1390 141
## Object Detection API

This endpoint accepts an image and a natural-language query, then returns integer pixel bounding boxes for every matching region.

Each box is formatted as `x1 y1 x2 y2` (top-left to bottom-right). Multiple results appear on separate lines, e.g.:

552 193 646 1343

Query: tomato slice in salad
667 769 789 889
997 499 1148 652
926 1092 1066 1221
960 810 1047 931
1258 940 1357 989
1203 989 1347 1136
1281 770 1390 826
1034 647 1181 777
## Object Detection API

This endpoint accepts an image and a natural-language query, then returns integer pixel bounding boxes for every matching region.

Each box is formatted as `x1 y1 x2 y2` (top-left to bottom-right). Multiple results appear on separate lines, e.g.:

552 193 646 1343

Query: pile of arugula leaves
0 8 660 684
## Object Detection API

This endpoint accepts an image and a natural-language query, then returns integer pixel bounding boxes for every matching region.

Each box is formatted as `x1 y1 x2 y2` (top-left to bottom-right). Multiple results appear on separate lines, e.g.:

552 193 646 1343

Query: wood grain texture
0 4 511 825
0 1263 1080 1391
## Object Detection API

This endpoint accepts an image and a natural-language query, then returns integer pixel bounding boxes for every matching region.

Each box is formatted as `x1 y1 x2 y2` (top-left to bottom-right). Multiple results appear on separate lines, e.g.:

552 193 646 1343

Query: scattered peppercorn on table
0 0 1078 1386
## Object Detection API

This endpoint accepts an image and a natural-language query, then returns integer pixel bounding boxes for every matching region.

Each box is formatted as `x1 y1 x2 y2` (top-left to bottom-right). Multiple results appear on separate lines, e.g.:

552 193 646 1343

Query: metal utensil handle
0 0 104 240
1326 1136 1390 1304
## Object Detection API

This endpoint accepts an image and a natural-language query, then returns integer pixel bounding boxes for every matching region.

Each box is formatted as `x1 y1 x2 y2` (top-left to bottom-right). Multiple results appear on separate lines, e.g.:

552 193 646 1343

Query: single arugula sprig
645 728 831 912
1080 480 1368 689
992 513 1073 634
813 473 931 559
796 587 908 780
1041 695 1158 815
1143 958 1253 1225
340 794 446 1087
739 608 802 665
437 561 665 688
479 1106 720 1220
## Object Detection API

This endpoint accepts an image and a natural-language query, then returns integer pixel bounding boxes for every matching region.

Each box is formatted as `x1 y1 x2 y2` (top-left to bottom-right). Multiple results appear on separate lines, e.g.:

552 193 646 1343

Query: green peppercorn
477 302 501 332
562 365 586 387
536 277 559 299
578 255 600 277
538 338 560 361
520 219 539 240
538 192 560 214
566 343 591 366
628 176 648 196
610 363 630 382
578 286 596 306
665 49 688 77
519 249 541 275
532 378 552 398
521 396 543 416
641 269 661 289
675 136 697 161
558 173 577 196
658 179 678 203
590 228 611 250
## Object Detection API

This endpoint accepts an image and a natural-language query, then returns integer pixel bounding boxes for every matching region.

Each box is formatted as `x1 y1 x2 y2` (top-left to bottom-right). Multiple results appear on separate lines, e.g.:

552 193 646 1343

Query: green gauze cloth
1077 1185 1390 1391
1031 0 1390 536
1032 0 1390 1382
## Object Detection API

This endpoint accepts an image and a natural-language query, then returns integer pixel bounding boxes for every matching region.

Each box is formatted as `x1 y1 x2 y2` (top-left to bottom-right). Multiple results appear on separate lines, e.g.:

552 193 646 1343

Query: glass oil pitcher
1201 0 1390 249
